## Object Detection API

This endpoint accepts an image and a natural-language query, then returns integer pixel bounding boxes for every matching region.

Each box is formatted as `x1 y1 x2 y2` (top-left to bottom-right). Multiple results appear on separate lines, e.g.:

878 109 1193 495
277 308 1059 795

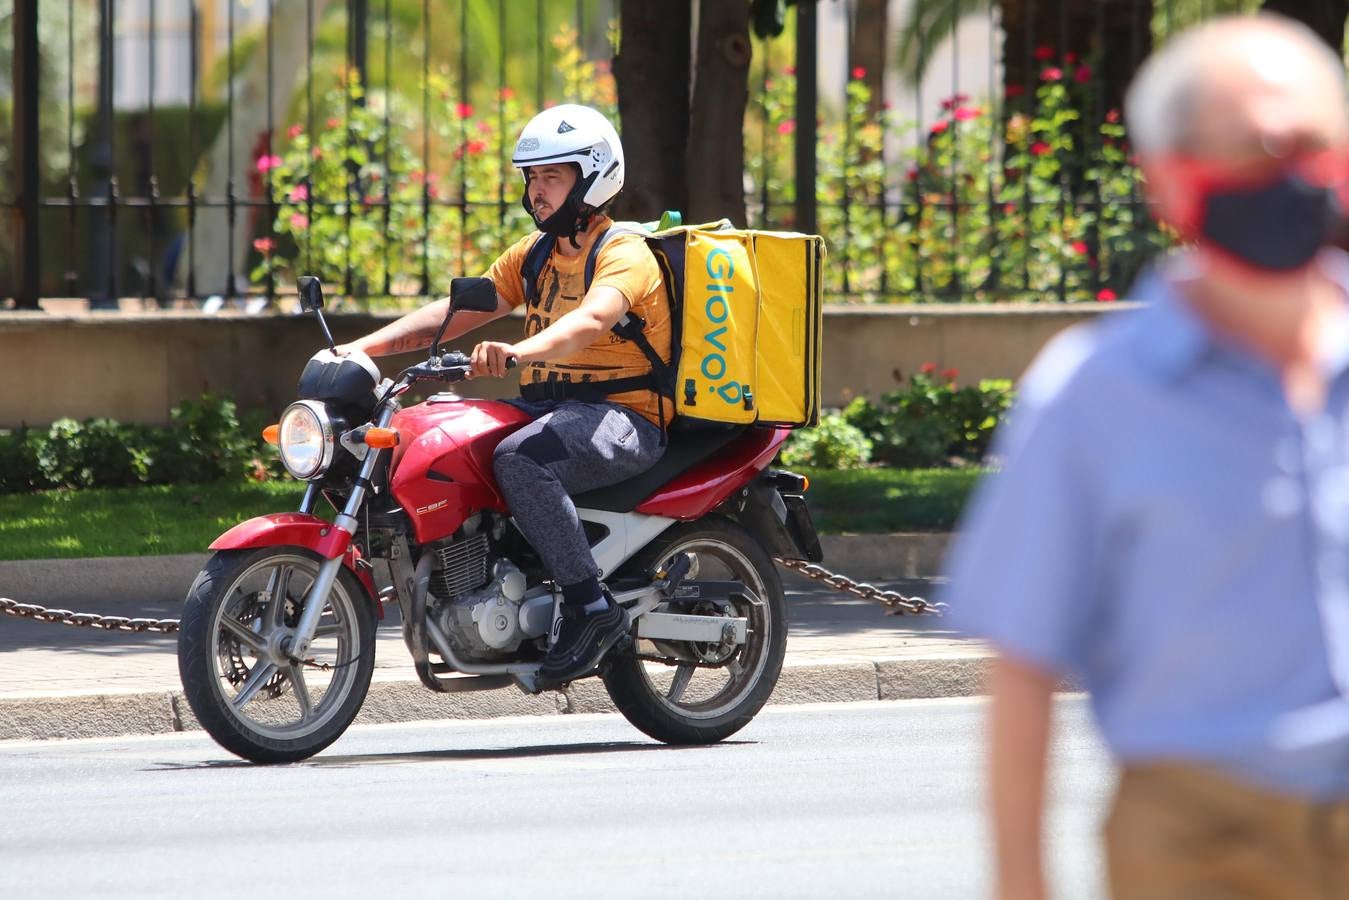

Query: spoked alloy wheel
177 548 376 763
603 517 787 744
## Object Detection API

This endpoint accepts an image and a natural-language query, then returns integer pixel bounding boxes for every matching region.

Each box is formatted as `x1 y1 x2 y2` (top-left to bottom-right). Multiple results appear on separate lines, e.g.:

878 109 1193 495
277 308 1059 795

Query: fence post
794 0 818 237
349 0 369 88
12 1 41 310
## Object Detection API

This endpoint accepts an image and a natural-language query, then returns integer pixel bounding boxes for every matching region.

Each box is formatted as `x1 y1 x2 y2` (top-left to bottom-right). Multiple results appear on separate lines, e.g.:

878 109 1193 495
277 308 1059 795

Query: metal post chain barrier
0 597 180 634
775 558 947 617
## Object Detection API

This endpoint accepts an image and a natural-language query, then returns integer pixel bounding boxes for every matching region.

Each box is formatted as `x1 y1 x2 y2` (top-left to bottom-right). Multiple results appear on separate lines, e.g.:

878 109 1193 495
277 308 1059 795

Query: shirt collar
1132 249 1349 383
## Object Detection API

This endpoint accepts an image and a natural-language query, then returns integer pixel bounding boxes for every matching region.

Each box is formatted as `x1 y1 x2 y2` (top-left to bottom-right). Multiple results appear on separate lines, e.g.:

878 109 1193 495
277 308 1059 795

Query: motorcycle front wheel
603 516 787 745
177 547 376 764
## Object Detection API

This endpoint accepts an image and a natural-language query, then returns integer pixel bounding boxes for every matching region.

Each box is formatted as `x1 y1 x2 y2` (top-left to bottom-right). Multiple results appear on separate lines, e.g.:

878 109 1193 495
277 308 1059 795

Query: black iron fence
2 0 1222 309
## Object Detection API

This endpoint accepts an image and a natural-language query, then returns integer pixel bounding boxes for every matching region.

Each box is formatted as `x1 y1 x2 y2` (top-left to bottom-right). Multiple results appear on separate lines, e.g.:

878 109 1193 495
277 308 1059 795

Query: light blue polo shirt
945 252 1349 798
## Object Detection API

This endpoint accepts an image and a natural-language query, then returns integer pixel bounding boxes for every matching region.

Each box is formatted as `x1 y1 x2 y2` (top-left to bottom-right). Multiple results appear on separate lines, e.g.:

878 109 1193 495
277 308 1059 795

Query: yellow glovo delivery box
641 219 826 428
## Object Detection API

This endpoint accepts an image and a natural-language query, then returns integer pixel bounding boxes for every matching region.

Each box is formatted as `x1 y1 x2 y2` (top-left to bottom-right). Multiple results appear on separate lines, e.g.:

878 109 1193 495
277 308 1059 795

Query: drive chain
0 597 181 634
774 558 946 616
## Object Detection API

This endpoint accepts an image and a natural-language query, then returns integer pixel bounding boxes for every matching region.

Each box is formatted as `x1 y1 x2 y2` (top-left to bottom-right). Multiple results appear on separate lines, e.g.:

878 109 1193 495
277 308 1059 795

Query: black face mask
1199 172 1340 272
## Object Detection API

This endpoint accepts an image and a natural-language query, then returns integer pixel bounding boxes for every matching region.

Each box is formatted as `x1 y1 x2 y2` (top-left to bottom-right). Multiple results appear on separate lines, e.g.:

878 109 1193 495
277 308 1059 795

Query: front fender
210 513 379 609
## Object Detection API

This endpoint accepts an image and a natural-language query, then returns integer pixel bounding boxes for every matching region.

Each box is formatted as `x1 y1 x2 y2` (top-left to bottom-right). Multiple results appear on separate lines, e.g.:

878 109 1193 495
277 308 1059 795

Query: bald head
1126 14 1348 162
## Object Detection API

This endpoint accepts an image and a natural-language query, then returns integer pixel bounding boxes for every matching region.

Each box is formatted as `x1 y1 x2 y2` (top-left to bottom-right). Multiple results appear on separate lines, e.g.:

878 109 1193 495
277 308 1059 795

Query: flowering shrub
841 366 1015 468
780 413 873 470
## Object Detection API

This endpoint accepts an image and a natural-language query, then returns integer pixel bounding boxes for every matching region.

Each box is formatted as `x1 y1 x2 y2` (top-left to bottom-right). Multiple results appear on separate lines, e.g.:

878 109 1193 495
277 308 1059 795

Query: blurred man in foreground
945 15 1349 900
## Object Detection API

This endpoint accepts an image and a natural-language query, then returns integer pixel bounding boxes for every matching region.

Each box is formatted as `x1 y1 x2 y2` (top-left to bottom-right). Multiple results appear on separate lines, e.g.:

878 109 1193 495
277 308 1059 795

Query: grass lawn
0 467 987 561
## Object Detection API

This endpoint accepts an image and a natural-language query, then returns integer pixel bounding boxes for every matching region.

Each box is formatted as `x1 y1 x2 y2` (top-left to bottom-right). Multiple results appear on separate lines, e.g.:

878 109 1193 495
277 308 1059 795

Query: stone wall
0 304 1128 428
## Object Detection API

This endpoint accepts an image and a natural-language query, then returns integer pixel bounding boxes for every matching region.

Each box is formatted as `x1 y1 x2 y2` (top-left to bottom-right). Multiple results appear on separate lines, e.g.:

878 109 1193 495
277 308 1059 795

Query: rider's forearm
988 653 1055 900
512 308 609 364
352 297 509 357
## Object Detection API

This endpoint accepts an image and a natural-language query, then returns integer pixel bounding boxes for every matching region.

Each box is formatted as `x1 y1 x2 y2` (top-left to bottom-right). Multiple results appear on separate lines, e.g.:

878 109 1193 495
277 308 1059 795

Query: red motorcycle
177 277 821 763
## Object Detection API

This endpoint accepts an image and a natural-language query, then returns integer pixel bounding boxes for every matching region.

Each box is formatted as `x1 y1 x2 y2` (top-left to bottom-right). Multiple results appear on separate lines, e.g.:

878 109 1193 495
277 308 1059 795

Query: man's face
1145 33 1348 231
525 164 579 221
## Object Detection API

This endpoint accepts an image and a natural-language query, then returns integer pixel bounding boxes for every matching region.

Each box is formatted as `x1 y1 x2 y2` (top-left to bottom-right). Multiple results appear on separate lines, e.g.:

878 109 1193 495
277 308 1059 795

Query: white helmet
511 104 625 211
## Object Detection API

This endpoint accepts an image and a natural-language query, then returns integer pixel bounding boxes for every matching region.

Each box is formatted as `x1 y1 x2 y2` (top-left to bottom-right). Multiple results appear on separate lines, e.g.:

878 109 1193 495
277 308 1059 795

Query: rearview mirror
298 276 324 312
449 277 497 314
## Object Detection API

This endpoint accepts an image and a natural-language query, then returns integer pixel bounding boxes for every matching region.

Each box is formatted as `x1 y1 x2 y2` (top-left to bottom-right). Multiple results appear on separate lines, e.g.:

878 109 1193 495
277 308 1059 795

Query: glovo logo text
701 248 746 406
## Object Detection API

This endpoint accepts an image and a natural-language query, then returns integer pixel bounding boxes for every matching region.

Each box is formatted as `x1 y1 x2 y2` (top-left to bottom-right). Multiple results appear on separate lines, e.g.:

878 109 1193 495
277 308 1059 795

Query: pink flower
930 120 950 134
851 66 867 80
1074 65 1092 84
1005 83 1026 98
1071 240 1089 255
409 170 426 184
920 362 938 375
255 154 282 173
1096 288 1118 302
1033 45 1054 61
252 237 274 253
777 119 795 135
941 368 959 382
286 124 303 139
941 93 971 111
326 117 341 129
289 213 309 230
1041 67 1063 82
288 184 308 202
1030 141 1051 156
784 65 796 76
455 102 474 119
954 106 980 121
311 147 323 160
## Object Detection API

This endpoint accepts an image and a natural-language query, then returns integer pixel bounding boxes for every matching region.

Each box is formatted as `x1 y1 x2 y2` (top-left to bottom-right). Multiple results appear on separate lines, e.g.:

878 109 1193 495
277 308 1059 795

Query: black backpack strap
519 374 659 403
521 232 555 305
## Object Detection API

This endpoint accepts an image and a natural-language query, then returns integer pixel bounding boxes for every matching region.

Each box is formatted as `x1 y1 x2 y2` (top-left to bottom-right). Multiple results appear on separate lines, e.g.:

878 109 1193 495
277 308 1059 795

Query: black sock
560 576 602 608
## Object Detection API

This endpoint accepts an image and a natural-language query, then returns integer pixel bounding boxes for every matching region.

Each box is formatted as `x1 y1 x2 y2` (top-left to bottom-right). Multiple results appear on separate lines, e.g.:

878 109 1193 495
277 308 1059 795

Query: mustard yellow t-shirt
485 215 674 428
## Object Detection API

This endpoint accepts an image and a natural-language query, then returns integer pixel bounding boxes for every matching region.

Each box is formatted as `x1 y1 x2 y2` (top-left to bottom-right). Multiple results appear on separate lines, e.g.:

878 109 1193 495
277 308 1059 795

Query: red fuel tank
388 397 531 544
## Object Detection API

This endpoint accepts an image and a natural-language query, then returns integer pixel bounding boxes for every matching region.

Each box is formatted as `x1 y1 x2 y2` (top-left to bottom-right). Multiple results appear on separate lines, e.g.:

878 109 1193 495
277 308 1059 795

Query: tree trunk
190 0 332 299
612 0 691 221
1261 0 1347 54
686 0 751 226
849 0 888 117
1001 0 1150 119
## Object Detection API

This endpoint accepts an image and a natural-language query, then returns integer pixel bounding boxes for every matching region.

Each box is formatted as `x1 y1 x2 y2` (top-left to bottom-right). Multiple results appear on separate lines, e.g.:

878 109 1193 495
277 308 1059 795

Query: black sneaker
537 597 630 689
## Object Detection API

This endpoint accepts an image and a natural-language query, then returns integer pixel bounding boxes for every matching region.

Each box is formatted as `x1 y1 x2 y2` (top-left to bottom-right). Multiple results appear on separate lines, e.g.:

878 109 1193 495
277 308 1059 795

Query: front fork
288 404 395 661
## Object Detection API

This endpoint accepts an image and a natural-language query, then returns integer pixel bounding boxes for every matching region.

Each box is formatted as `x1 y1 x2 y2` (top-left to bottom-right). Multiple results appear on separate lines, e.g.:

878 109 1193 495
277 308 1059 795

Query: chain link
775 559 946 616
0 597 180 634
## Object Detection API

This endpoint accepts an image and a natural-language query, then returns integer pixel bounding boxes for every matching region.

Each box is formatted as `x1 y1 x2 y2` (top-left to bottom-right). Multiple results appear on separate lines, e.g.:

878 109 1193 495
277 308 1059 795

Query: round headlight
278 400 335 480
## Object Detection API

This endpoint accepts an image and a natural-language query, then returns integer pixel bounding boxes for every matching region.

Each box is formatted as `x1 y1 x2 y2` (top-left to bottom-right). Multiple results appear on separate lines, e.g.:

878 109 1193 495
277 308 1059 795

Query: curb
0 654 991 743
0 533 954 610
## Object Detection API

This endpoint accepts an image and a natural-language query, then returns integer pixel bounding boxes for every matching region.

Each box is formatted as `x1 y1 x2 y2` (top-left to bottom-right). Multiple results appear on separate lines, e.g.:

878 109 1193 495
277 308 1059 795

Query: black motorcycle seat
571 424 748 513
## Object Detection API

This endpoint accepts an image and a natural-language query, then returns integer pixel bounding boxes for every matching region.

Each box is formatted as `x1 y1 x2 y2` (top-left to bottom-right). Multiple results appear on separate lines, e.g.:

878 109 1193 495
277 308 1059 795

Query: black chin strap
521 170 598 248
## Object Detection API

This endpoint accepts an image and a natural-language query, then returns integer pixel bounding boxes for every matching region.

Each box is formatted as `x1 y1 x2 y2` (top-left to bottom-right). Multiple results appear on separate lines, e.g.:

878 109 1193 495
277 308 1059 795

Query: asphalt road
0 698 1110 899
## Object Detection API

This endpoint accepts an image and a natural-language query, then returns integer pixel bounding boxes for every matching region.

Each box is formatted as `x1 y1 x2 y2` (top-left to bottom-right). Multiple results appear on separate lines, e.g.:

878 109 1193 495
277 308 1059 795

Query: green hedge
0 394 278 494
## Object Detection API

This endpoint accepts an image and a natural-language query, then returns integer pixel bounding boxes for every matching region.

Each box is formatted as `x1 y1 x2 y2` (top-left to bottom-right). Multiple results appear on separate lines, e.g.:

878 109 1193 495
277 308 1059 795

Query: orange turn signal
262 424 280 445
801 476 810 492
364 427 400 449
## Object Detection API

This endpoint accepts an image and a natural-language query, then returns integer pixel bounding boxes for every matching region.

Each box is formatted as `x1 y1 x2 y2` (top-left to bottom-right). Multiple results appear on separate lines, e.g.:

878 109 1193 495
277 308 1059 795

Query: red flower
784 65 796 76
286 124 303 139
930 120 950 135
777 119 796 135
289 213 309 230
466 139 487 155
455 102 474 119
1074 65 1092 84
500 86 515 101
941 368 959 381
326 117 341 129
954 106 980 121
1041 67 1063 82
941 93 971 111
288 183 308 202
409 170 426 184
1096 288 1118 302
252 237 274 253
906 167 919 182
1105 108 1121 123
1071 240 1089 255
1005 83 1026 98
920 362 938 375
1033 45 1054 61
1064 51 1079 65
851 66 867 79
1002 202 1016 214
595 60 611 74
1030 141 1051 156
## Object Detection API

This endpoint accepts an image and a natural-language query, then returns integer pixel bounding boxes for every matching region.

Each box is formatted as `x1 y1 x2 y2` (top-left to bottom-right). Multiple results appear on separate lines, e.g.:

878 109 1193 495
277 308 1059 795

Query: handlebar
399 352 517 386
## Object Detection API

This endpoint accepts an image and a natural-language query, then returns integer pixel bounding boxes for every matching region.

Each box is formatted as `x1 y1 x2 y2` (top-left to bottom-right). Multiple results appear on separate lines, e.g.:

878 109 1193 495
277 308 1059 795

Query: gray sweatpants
493 399 666 589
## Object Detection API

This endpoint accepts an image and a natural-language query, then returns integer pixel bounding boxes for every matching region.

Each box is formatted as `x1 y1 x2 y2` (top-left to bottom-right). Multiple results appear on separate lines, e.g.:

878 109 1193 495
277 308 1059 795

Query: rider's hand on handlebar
470 341 520 379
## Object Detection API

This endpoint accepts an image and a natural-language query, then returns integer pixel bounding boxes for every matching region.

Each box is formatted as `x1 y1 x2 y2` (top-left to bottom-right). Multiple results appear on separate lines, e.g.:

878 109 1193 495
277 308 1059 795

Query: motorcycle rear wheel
177 547 376 764
603 516 787 745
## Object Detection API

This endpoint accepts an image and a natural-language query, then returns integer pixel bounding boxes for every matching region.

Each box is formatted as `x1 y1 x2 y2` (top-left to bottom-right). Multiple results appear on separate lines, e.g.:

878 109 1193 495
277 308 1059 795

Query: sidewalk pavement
0 533 992 742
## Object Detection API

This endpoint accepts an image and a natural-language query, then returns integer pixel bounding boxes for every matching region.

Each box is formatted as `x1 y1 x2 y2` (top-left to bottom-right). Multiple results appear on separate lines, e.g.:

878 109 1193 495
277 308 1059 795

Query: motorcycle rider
337 104 672 689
